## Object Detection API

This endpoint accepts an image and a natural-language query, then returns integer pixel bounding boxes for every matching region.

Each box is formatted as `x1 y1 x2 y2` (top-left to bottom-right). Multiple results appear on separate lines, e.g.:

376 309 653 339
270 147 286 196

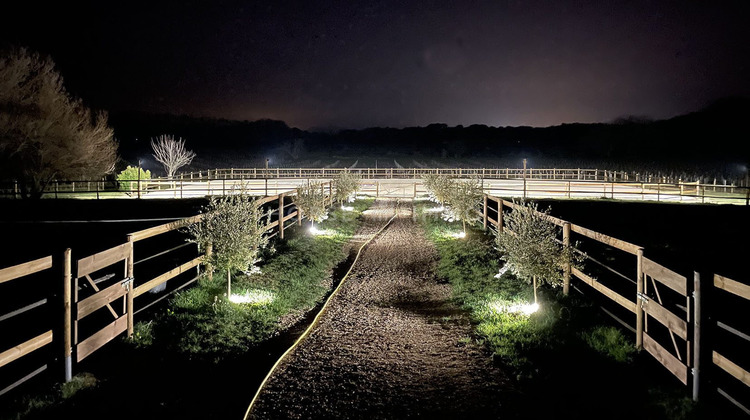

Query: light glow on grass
488 300 539 316
449 231 466 239
341 205 355 211
229 289 275 305
424 206 445 213
309 226 335 236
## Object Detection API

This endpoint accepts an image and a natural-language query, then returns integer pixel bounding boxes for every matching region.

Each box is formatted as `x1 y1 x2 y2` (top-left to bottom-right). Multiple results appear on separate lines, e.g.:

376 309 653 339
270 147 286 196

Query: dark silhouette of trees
0 48 118 198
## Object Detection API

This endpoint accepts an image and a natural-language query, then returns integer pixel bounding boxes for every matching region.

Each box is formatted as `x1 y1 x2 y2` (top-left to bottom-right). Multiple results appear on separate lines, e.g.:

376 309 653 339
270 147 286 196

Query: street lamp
137 158 142 199
523 158 527 200
265 158 269 196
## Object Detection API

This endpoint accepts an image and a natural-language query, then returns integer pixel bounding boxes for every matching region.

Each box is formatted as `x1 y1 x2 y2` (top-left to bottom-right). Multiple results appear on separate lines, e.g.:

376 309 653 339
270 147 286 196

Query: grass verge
130 198 374 358
414 200 697 419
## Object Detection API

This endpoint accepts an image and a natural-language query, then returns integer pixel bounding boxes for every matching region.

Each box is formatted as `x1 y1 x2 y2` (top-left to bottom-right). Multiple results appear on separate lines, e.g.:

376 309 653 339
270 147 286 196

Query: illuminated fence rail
1 167 747 204
0 256 54 397
478 194 750 413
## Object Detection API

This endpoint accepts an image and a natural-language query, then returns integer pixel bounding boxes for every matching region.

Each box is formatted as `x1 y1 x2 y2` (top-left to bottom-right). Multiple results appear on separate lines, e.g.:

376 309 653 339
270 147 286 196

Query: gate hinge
121 277 134 289
637 292 649 303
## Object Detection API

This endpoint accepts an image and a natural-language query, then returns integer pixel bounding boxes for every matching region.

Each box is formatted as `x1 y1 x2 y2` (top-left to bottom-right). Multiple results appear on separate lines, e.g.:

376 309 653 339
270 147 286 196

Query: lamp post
265 158 269 197
137 159 142 199
523 158 527 200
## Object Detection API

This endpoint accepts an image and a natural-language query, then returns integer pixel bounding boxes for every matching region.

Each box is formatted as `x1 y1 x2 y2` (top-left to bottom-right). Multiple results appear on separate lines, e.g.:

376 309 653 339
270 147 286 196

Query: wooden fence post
279 193 285 239
563 222 571 295
126 235 135 338
483 194 488 230
636 248 644 350
63 248 72 382
692 271 701 402
376 181 380 198
498 200 504 233
413 182 417 198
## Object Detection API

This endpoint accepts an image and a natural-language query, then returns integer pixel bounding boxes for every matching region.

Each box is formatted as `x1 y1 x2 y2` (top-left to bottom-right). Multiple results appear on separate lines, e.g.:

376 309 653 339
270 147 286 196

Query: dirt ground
250 199 519 419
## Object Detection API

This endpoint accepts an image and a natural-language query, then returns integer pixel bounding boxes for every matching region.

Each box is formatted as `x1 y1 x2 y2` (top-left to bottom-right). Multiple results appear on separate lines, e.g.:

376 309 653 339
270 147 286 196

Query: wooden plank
129 214 203 242
254 195 279 207
264 220 280 231
77 281 128 319
714 274 750 301
643 333 688 385
570 223 641 255
643 257 687 296
0 331 53 368
714 351 750 387
77 243 131 277
0 256 52 284
642 299 688 340
499 198 565 226
134 256 203 298
76 316 128 362
282 211 298 222
572 267 636 313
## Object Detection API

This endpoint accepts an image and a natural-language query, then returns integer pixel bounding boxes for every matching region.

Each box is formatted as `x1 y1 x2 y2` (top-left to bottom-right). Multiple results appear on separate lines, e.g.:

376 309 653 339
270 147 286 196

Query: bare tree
0 48 118 198
151 134 196 178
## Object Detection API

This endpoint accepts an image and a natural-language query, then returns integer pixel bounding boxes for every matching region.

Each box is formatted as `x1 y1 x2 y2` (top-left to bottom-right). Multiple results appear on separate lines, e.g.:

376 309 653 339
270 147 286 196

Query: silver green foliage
494 201 581 288
187 193 269 276
294 183 327 224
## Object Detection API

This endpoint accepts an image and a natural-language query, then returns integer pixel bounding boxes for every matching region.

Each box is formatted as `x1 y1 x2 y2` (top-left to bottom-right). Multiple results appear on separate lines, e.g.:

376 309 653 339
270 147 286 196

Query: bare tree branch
151 134 196 178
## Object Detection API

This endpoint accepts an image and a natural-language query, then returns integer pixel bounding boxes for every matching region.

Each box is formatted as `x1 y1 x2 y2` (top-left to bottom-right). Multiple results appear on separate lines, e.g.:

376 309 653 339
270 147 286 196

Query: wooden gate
69 243 133 367
640 257 691 384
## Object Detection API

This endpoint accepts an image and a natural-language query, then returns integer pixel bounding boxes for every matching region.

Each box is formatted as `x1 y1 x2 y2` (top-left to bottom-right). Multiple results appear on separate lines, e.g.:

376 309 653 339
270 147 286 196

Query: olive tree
422 173 454 205
332 169 361 204
294 183 327 227
494 201 579 303
0 48 118 198
447 178 483 235
187 193 269 297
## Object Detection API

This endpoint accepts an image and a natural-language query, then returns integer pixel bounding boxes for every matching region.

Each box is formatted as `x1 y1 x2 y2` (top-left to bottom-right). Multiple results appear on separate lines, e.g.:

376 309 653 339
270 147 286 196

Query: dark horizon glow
2 1 748 130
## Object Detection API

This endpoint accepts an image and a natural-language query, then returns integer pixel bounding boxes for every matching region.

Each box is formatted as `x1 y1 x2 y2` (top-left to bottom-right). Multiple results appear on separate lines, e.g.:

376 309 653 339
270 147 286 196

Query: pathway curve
250 199 517 419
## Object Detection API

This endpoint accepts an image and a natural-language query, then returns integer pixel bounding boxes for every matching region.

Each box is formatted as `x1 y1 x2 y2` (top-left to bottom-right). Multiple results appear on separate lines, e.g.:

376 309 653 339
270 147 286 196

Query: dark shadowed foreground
250 199 519 419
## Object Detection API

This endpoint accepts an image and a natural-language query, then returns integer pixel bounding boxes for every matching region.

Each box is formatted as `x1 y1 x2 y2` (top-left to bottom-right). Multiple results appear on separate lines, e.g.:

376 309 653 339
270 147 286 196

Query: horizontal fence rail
0 256 54 397
2 167 747 204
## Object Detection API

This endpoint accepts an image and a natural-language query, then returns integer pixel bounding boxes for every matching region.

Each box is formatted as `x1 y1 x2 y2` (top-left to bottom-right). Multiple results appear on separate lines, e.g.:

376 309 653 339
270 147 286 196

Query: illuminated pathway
248 199 516 419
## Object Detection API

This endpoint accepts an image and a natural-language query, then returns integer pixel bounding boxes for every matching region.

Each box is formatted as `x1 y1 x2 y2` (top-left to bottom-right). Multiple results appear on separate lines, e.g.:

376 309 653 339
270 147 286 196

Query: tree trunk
227 270 231 298
533 276 538 304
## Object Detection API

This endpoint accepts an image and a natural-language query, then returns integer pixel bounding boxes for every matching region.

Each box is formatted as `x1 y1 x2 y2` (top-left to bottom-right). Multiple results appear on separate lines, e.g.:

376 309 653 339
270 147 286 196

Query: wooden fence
0 256 54 396
2 167 747 204
711 274 750 414
1 184 334 395
479 194 750 413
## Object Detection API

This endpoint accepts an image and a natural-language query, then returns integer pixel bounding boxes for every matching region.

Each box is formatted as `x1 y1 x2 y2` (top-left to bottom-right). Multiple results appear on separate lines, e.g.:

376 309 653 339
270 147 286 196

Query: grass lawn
414 199 701 419
130 198 374 357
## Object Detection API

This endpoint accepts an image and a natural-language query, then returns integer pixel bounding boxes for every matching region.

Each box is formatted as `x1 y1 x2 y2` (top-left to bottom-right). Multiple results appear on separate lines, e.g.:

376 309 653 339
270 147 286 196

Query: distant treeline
111 97 750 179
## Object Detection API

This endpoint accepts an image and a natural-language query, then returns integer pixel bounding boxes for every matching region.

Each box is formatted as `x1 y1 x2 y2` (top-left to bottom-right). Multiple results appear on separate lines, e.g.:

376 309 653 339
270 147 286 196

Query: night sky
2 1 749 130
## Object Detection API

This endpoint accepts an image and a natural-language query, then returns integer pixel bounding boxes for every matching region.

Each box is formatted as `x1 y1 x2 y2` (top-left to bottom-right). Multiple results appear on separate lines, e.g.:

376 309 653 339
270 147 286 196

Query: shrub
332 169 361 204
116 166 151 192
294 183 328 226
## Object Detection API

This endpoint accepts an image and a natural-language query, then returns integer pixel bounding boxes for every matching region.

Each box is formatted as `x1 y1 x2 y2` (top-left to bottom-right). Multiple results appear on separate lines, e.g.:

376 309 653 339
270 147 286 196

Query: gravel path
250 199 516 419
